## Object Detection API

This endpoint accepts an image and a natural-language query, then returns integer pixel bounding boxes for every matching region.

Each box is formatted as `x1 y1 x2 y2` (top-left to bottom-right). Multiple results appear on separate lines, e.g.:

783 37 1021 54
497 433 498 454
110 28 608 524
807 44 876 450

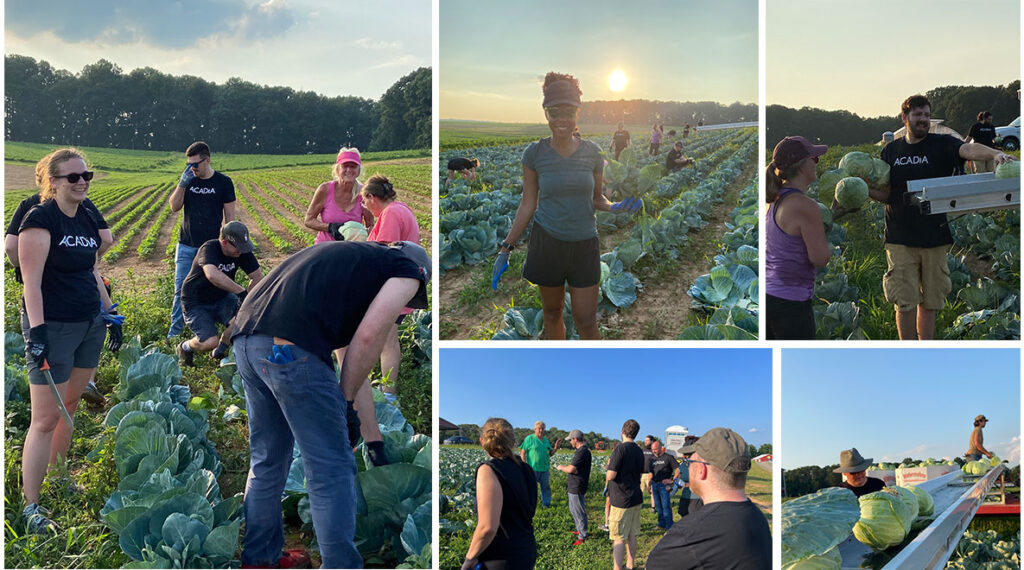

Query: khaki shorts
640 473 652 494
609 505 642 541
883 244 951 312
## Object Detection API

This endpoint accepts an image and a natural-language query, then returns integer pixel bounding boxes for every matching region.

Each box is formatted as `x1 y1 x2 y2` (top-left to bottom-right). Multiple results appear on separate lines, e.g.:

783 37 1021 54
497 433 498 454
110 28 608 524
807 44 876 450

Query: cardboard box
866 469 896 486
895 465 956 486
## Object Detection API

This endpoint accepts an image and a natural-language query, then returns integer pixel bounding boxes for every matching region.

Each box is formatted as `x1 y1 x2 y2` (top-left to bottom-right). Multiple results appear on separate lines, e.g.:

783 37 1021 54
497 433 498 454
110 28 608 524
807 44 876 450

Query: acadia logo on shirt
190 186 218 195
58 235 98 248
893 155 930 166
217 263 237 273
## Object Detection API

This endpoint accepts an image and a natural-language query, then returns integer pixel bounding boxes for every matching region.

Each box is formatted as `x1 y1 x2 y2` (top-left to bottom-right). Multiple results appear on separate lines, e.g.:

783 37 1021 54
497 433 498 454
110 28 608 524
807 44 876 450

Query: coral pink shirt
369 201 421 314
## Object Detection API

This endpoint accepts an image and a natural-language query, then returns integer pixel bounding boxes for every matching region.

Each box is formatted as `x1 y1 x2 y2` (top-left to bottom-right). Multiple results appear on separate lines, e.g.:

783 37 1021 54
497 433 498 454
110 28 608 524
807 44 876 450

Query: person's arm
500 165 540 247
362 205 375 229
245 268 264 289
795 197 832 268
462 465 502 569
557 463 578 474
222 201 236 223
19 228 49 327
550 438 560 455
169 182 186 212
971 430 991 457
5 234 19 267
97 229 114 257
605 468 617 484
304 184 331 232
520 448 527 463
338 276 420 400
960 142 1015 164
94 268 114 310
202 265 247 295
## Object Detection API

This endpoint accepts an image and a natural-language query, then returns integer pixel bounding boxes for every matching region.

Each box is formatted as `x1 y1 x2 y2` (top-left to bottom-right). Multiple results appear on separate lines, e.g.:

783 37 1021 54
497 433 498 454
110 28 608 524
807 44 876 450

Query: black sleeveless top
476 457 538 568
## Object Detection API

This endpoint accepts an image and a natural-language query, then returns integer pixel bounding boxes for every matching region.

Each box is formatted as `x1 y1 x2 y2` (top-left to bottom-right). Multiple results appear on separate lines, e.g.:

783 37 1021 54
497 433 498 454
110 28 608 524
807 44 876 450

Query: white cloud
354 37 403 51
748 428 758 433
371 55 422 70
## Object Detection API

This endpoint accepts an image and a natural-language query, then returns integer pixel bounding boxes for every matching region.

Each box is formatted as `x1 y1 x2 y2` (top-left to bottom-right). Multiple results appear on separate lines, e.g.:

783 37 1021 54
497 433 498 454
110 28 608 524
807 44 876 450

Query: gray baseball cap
221 221 254 254
681 427 751 473
543 79 582 108
568 429 584 441
388 241 431 309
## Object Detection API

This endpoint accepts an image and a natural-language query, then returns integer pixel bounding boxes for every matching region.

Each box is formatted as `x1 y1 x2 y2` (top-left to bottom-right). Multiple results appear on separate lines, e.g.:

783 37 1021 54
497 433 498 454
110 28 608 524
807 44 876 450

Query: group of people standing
462 419 771 569
765 95 1017 340
7 140 430 569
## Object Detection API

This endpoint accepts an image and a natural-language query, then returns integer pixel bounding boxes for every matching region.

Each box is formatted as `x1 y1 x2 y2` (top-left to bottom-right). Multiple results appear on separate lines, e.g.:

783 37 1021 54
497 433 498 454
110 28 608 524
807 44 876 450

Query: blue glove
602 484 609 497
611 197 641 213
100 303 126 326
491 250 510 290
179 164 196 188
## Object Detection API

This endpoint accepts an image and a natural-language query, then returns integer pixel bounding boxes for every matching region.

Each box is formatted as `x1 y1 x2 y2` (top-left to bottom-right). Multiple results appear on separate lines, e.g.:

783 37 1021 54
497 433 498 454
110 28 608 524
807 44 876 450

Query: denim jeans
652 480 673 529
169 243 199 337
535 470 551 507
234 334 362 569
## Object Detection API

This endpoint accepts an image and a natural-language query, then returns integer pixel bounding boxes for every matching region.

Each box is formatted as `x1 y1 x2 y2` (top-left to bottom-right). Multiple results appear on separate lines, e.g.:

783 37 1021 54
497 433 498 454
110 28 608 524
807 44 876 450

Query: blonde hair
533 420 546 430
36 148 87 200
481 418 517 460
333 147 362 201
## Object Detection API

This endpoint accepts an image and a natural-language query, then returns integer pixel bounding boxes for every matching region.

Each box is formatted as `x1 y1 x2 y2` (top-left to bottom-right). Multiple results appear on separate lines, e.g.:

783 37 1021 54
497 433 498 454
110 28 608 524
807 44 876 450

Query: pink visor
336 151 361 166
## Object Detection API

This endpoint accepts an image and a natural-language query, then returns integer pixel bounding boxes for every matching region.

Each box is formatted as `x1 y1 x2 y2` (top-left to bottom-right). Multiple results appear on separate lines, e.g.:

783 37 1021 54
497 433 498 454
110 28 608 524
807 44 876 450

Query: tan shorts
883 244 952 312
640 473 652 494
609 505 642 541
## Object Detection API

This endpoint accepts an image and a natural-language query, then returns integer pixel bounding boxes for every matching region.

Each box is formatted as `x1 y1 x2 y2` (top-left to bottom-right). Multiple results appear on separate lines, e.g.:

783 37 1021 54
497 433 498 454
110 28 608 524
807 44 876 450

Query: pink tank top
314 181 365 244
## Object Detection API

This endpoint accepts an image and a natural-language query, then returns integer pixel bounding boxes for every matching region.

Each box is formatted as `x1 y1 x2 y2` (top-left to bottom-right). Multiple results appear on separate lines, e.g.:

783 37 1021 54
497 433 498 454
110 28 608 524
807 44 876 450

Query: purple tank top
765 188 816 301
315 180 365 244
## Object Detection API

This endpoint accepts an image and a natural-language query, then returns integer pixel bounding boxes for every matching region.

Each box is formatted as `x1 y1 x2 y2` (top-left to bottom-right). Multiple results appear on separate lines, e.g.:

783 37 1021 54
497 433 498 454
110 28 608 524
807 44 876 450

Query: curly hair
543 72 581 95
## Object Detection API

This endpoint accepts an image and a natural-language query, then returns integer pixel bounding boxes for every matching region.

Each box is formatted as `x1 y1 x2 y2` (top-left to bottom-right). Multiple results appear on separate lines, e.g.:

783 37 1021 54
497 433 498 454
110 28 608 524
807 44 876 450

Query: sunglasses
680 458 711 468
54 171 95 183
810 156 819 164
545 107 577 119
187 158 208 169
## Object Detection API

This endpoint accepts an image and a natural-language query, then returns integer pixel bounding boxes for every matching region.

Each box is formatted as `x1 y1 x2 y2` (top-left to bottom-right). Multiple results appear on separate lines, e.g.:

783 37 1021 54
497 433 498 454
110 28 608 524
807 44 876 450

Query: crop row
136 198 178 259
89 184 153 212
104 185 174 262
233 183 293 254
105 182 173 228
237 181 313 247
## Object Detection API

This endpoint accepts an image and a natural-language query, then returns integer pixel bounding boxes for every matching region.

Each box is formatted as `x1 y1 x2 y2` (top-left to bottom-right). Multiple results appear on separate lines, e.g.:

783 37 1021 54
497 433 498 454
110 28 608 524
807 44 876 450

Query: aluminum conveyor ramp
837 465 1006 569
907 172 1019 215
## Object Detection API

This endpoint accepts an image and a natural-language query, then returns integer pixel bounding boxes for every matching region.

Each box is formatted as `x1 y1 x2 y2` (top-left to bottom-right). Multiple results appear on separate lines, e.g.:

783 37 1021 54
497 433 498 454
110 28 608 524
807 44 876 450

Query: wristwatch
500 240 515 251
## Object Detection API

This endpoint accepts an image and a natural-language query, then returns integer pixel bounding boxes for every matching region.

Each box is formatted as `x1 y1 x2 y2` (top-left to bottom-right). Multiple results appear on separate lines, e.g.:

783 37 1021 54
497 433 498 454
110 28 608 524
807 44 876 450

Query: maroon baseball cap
772 136 827 170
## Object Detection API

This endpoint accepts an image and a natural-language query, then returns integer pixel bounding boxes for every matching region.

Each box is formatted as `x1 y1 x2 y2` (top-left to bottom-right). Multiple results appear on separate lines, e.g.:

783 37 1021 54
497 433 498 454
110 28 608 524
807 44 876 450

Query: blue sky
782 349 1020 469
767 0 1020 117
440 0 757 122
440 348 772 447
4 0 430 99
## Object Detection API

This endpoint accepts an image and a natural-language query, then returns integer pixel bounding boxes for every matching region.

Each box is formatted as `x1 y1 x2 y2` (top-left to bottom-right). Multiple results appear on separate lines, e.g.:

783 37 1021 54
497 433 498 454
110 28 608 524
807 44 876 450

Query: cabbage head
782 487 860 566
816 168 848 206
783 546 841 570
902 484 934 518
836 177 869 209
869 158 890 188
599 261 610 284
989 455 1001 466
818 202 833 228
853 488 918 550
964 460 989 475
995 161 1020 179
839 151 874 179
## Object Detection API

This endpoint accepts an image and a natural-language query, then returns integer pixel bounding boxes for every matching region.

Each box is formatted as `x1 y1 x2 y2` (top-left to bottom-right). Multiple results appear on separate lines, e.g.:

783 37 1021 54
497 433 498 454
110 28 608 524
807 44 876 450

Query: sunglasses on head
545 107 577 119
54 171 95 183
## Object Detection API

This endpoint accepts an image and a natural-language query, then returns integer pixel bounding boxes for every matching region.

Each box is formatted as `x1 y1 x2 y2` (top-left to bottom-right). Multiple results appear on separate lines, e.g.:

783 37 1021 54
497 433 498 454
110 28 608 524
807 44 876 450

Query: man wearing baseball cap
966 415 993 461
555 429 592 546
230 239 430 569
178 221 263 367
833 448 886 498
646 428 771 569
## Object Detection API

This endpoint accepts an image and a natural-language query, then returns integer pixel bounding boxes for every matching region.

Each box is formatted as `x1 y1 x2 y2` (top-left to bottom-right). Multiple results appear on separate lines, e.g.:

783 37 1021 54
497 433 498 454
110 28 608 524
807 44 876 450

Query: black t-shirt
881 134 964 247
568 445 592 495
232 241 426 365
181 239 259 306
838 476 886 498
180 171 235 247
666 148 685 171
967 122 997 148
7 194 107 236
477 457 538 567
612 129 631 150
607 441 644 509
19 199 101 322
642 448 655 474
447 157 475 171
646 500 772 570
648 453 680 482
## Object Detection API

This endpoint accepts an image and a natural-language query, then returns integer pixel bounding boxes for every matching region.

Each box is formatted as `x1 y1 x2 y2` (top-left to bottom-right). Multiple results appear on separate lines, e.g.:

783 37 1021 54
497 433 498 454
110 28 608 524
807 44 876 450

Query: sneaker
23 503 57 534
277 550 312 569
571 530 580 535
81 382 105 405
572 538 586 546
598 524 610 532
177 343 194 367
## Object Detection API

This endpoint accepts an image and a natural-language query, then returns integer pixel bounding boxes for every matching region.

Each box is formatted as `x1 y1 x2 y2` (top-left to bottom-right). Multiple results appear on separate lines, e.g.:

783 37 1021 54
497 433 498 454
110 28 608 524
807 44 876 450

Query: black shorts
183 294 239 342
24 312 106 385
765 294 816 340
522 223 600 288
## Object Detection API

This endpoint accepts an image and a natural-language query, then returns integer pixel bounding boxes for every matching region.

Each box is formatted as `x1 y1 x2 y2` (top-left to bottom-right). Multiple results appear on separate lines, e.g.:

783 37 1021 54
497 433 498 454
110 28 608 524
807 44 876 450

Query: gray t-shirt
522 137 604 241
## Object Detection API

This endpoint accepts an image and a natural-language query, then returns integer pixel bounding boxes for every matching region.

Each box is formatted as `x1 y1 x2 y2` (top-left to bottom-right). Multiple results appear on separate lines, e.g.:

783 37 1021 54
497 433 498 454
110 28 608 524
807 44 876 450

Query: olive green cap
680 427 751 473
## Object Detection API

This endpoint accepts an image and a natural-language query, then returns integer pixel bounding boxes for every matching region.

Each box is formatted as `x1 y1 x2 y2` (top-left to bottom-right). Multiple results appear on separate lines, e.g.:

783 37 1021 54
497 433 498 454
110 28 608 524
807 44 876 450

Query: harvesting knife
42 359 74 428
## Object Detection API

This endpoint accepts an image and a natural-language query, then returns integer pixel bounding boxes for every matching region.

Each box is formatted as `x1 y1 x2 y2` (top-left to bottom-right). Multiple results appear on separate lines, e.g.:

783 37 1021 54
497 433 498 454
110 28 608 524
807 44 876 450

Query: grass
439 121 655 150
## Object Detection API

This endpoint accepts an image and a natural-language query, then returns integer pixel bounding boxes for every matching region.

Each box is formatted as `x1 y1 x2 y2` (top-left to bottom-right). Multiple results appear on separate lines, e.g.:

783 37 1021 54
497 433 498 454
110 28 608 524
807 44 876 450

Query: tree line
766 81 1020 148
580 100 758 128
4 55 431 154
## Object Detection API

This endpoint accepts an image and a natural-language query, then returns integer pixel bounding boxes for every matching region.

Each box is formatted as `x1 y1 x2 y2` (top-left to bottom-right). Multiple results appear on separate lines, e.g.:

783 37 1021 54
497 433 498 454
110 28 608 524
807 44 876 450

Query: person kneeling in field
231 240 430 569
646 428 771 569
178 221 263 366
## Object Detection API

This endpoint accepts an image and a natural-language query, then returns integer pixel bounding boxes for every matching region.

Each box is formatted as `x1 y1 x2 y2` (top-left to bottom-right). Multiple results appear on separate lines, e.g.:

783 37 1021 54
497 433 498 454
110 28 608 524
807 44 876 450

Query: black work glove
366 440 389 467
26 324 48 368
106 318 123 352
346 400 361 448
212 343 230 360
328 223 345 241
14 266 23 284
237 290 248 307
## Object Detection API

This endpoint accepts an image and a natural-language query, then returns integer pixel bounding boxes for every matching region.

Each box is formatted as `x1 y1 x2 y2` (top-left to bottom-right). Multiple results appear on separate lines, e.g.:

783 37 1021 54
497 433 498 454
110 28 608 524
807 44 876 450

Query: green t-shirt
521 433 553 472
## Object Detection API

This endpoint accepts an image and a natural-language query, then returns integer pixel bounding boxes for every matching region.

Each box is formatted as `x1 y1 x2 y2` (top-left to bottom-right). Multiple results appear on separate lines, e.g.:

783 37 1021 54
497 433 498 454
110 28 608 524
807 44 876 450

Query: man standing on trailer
168 141 236 338
870 95 1016 340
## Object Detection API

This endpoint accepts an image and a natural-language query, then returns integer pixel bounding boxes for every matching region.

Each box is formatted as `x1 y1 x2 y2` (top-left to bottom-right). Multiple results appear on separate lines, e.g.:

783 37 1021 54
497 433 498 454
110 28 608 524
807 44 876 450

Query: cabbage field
439 127 759 340
801 144 1020 340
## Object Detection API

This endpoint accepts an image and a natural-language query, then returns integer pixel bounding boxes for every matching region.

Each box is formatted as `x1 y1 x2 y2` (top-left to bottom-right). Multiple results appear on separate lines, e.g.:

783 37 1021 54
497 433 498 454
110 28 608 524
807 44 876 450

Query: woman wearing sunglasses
491 72 638 340
17 148 117 533
764 136 832 339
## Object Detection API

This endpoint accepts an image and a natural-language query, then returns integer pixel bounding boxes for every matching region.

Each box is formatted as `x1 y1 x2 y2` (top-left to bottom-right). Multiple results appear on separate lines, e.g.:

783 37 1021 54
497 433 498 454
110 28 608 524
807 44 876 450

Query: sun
608 69 628 93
